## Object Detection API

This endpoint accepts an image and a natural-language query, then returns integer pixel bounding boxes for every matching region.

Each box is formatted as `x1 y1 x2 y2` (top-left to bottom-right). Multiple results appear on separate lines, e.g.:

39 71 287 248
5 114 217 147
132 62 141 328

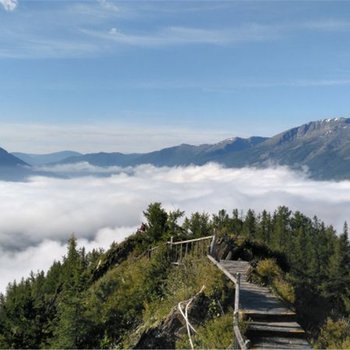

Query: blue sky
1 0 350 152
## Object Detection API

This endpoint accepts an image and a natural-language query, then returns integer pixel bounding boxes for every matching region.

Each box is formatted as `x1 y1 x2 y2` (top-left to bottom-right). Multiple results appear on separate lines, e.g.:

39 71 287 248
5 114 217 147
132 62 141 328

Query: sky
1 0 350 153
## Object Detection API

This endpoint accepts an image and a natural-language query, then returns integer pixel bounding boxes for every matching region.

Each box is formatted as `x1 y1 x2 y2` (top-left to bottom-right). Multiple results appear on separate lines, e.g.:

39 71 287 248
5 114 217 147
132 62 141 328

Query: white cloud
85 19 350 49
0 226 136 293
0 0 17 11
87 23 278 47
1 164 350 293
35 162 130 175
97 0 119 12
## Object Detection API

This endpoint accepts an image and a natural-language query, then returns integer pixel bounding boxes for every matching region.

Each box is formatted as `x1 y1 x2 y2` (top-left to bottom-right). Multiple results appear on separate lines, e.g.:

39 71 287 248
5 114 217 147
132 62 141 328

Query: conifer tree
326 223 350 315
51 236 90 349
143 202 168 242
242 209 256 239
183 212 211 238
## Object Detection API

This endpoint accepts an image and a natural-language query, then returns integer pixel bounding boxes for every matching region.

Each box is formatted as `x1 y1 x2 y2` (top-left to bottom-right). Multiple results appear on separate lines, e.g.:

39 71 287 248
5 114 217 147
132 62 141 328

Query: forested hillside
0 204 350 349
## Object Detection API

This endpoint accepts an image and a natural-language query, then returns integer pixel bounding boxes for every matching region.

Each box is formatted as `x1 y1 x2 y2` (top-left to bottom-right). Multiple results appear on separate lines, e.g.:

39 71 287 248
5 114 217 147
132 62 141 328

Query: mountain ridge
0 147 28 167
12 151 82 166
4 117 350 180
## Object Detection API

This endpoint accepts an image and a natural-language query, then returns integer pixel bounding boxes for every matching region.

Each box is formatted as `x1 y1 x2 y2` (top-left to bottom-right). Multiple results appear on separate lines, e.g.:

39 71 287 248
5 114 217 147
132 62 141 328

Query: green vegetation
176 313 233 349
316 318 350 349
0 203 350 348
251 258 295 304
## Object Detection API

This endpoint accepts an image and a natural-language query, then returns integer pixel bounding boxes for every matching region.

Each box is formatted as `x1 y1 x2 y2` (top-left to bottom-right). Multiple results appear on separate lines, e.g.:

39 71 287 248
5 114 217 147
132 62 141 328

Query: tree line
0 203 349 348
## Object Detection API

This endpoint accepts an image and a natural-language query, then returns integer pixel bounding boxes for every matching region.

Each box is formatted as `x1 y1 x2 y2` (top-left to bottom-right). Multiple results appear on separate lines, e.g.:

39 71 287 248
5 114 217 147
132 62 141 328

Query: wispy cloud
84 23 278 47
202 78 350 93
97 0 119 13
1 2 350 59
81 18 350 50
303 19 350 32
126 77 350 91
0 0 17 11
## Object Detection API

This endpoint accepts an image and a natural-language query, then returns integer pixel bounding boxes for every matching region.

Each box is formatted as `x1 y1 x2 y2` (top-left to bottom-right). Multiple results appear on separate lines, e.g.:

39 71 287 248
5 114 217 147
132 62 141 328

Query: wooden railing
207 253 249 349
167 235 215 264
168 234 249 349
133 245 159 260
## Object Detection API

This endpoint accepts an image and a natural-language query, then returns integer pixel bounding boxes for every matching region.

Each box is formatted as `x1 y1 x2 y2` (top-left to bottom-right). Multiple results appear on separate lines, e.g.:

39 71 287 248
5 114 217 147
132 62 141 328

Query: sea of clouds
1 163 350 293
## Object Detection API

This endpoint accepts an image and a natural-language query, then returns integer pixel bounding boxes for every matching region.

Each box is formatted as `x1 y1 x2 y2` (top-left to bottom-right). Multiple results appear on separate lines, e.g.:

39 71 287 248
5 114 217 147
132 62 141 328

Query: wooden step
211 259 311 349
249 336 311 349
247 321 306 338
243 310 297 323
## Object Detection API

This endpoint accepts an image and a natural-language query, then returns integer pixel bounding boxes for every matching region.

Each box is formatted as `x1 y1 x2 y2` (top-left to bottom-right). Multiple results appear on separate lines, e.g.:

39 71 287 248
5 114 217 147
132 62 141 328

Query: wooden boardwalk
217 260 311 349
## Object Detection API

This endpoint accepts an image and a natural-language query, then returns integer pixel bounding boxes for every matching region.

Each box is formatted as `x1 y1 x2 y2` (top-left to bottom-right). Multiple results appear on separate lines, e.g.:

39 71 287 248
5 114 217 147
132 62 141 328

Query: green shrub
273 277 295 304
316 318 350 349
143 256 230 328
252 259 295 305
176 313 233 349
255 258 282 285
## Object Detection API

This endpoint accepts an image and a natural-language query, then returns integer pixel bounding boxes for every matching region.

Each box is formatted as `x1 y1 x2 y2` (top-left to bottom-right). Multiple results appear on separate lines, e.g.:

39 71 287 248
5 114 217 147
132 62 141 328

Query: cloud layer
1 163 350 292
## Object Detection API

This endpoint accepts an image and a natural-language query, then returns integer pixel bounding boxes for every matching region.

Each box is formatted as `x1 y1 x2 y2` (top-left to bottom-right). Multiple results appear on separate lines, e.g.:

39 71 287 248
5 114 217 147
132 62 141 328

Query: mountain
0 147 32 181
221 117 350 179
12 151 82 166
135 136 268 166
57 136 268 167
0 148 68 181
41 117 350 180
60 152 141 167
0 147 28 167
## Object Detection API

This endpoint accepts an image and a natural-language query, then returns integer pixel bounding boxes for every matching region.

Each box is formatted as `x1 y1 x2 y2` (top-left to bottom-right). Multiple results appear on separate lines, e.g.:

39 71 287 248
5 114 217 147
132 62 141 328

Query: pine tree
51 236 90 348
257 210 271 243
242 209 257 239
271 206 291 251
326 223 350 315
183 212 211 238
143 202 168 242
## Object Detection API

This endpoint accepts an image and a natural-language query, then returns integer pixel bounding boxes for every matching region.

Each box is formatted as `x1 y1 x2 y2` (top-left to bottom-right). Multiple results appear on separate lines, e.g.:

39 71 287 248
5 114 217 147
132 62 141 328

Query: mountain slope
50 117 350 180
59 152 141 167
0 147 28 167
222 118 350 179
12 151 82 166
0 147 31 181
57 136 267 167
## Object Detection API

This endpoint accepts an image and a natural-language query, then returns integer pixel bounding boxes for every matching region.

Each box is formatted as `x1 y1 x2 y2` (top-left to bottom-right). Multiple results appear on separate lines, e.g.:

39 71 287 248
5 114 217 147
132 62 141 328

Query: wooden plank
170 235 214 245
248 322 305 334
250 336 311 349
209 258 311 349
243 310 296 317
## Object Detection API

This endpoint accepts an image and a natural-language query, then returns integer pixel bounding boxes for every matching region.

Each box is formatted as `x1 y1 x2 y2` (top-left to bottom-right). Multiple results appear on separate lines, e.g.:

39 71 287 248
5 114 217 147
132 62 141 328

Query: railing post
234 272 240 314
169 236 173 262
233 321 239 349
209 234 216 257
233 272 241 349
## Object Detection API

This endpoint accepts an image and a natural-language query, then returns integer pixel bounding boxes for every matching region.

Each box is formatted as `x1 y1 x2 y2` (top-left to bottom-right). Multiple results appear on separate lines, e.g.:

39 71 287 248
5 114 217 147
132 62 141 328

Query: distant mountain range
0 147 27 167
4 117 350 180
12 151 82 166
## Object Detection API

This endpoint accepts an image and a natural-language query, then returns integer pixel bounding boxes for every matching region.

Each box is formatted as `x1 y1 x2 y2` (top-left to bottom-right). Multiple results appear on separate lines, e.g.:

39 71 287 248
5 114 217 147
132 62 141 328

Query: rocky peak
272 117 350 146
